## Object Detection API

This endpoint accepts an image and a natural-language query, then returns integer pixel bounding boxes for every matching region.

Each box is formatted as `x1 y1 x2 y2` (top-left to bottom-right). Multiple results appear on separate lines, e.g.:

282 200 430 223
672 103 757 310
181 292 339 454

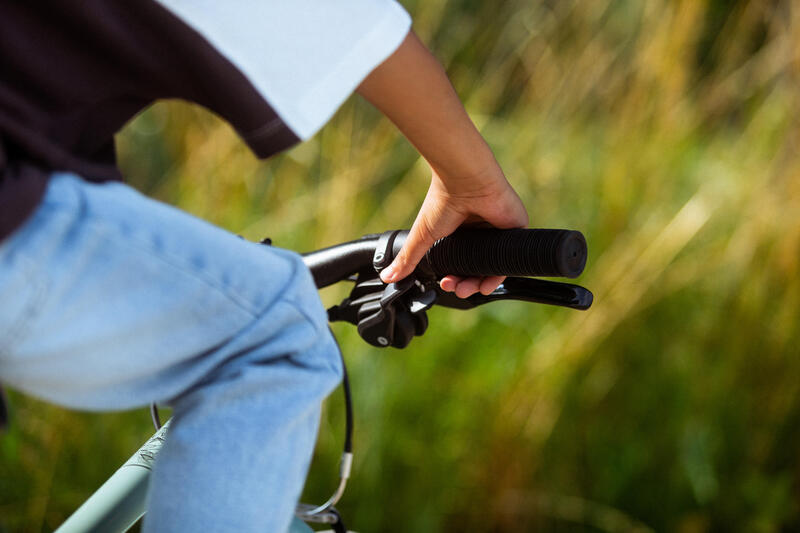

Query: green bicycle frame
54 421 313 533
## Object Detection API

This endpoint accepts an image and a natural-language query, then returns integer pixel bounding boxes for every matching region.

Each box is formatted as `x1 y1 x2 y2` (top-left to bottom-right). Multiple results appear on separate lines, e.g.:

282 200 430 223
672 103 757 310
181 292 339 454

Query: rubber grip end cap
556 231 588 278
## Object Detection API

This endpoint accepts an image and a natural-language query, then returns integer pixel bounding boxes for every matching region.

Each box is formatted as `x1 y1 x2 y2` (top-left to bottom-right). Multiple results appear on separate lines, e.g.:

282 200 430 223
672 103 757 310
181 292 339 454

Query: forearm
358 30 528 292
356 31 500 185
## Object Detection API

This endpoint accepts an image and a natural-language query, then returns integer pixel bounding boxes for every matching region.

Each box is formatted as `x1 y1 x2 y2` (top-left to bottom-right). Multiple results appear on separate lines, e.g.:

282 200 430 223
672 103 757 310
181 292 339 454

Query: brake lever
434 277 593 311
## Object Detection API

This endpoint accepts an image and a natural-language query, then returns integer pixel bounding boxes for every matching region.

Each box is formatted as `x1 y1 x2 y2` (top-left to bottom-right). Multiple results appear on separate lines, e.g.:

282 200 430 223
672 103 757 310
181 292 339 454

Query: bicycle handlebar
302 237 376 289
424 228 586 279
302 228 588 289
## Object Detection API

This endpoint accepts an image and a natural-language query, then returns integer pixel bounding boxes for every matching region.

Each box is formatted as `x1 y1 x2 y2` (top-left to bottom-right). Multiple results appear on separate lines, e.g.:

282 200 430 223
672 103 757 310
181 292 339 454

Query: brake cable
294 337 352 532
148 333 353 531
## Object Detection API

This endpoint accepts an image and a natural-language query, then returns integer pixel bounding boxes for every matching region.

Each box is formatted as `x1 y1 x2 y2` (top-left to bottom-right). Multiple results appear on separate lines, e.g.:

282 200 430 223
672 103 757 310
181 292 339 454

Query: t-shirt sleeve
155 0 411 142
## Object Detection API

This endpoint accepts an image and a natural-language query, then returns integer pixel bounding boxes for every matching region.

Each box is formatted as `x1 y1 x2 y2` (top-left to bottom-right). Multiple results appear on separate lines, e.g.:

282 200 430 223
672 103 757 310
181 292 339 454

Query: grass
2 0 799 531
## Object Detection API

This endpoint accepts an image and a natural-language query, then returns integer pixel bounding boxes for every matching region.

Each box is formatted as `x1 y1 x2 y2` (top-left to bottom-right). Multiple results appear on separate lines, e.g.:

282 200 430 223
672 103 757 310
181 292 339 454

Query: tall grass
2 0 799 531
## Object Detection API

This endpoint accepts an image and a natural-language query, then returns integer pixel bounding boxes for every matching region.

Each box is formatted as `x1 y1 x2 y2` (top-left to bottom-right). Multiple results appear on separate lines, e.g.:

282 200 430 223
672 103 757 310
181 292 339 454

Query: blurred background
2 0 799 531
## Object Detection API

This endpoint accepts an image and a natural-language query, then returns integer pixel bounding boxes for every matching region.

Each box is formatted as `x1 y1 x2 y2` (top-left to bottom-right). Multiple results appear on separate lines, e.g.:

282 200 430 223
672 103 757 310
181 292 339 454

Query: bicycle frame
53 228 591 532
54 421 313 533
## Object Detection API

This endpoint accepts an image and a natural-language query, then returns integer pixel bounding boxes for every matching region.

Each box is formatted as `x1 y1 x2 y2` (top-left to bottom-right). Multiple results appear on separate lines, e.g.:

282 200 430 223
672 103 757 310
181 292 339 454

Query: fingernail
380 265 396 283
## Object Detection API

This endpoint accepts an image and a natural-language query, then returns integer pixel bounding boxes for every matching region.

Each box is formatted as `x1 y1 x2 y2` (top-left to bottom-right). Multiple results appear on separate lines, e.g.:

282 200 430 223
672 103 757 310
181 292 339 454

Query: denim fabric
0 173 343 532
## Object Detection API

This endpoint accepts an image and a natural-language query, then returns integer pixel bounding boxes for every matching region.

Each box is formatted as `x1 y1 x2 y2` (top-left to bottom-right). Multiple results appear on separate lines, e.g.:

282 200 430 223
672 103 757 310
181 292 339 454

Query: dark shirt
0 0 298 241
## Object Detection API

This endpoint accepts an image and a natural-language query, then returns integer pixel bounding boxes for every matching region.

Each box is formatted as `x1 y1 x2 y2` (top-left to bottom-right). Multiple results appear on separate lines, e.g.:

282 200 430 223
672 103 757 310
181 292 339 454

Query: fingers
439 275 505 298
479 275 505 295
439 275 460 292
379 216 437 283
377 168 529 287
454 277 481 298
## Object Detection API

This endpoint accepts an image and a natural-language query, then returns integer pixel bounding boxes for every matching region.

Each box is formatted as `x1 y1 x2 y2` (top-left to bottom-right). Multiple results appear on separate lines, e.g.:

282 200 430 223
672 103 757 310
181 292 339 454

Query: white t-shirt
156 0 412 140
0 1 411 238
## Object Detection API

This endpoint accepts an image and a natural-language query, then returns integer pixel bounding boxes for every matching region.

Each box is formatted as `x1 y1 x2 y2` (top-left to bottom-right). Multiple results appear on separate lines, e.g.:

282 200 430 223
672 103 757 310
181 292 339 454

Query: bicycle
51 227 593 533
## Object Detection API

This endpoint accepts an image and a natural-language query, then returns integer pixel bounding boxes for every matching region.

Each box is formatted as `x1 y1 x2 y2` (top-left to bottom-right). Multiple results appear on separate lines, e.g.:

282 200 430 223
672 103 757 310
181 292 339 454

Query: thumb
380 218 438 283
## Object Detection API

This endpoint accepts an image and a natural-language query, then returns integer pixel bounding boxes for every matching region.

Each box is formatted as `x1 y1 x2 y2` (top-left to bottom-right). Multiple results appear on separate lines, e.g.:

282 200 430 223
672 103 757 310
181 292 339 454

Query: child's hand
358 31 529 297
379 166 528 297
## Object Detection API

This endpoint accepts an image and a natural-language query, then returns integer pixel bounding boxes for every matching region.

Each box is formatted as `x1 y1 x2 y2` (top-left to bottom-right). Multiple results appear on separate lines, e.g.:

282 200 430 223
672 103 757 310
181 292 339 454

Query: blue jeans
0 173 343 532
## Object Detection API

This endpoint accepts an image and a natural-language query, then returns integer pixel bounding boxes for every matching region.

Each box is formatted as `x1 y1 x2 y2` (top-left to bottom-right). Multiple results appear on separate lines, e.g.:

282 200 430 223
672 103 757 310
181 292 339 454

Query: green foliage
3 0 799 531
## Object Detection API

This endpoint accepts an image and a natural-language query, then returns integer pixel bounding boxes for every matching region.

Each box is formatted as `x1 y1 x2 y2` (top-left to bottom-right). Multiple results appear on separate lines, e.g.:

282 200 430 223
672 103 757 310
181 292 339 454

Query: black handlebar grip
423 228 587 279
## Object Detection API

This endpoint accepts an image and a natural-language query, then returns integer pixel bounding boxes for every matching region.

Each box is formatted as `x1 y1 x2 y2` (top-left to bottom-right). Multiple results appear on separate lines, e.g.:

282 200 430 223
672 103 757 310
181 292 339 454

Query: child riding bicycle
0 2 527 531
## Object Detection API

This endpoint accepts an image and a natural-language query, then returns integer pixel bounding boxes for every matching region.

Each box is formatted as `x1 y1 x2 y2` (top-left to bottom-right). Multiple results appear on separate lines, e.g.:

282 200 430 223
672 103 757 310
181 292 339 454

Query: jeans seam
278 296 343 378
279 296 323 337
277 256 324 337
105 224 265 319
0 254 50 358
46 176 287 319
21 211 266 320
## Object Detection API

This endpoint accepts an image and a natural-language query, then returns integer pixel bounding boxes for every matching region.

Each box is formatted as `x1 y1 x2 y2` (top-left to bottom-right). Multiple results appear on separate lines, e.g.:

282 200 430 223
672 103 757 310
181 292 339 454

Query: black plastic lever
434 277 593 311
